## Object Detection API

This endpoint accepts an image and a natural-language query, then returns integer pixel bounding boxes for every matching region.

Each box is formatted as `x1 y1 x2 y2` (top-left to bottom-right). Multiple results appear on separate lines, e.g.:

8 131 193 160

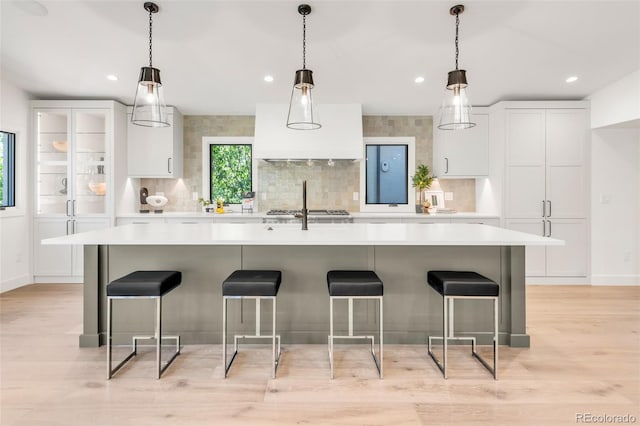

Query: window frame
359 137 416 213
0 130 17 210
201 137 256 209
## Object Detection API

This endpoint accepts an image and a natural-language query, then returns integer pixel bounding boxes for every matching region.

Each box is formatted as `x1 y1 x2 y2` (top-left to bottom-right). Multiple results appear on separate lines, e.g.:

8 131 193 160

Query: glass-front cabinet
36 108 109 216
32 100 126 282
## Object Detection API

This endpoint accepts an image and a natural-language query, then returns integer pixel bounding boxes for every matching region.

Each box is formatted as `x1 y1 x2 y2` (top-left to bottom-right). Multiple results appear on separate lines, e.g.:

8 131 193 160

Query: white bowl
146 195 168 208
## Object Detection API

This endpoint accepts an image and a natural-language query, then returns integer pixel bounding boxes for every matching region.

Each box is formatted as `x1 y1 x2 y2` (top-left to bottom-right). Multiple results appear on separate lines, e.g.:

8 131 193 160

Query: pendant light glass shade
131 2 169 128
287 4 321 130
287 69 320 130
437 5 475 131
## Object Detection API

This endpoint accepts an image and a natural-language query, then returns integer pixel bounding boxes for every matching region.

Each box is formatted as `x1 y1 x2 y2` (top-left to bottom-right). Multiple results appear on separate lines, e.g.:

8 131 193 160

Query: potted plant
198 198 213 213
411 164 433 213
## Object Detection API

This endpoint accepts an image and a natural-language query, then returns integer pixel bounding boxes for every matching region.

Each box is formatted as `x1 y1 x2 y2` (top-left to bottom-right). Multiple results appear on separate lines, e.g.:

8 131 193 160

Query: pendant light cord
302 14 307 69
454 11 459 70
148 8 153 67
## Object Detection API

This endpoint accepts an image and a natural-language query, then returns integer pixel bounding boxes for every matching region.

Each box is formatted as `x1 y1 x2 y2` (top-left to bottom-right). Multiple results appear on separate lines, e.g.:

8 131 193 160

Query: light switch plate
192 192 198 200
353 192 359 201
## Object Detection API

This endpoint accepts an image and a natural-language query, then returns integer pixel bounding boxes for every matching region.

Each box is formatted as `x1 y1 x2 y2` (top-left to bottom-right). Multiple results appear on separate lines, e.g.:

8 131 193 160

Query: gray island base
41 223 562 349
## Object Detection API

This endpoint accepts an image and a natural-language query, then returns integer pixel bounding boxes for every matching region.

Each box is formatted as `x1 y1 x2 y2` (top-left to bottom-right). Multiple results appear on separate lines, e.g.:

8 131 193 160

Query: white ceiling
1 0 639 116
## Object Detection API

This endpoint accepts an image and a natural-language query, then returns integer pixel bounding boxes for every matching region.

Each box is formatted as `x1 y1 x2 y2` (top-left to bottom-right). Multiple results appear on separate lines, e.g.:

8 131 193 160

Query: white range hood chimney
254 104 363 160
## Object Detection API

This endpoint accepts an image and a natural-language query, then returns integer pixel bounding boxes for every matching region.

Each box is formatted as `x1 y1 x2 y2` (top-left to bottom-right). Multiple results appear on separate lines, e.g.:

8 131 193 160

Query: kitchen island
43 223 561 348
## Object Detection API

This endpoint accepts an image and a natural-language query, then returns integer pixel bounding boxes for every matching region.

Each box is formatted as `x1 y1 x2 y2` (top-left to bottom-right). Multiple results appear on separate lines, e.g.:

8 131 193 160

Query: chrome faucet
302 180 308 230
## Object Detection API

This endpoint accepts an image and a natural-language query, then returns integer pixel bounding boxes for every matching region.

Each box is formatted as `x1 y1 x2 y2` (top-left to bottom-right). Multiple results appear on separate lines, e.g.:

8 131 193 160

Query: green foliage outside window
210 144 252 204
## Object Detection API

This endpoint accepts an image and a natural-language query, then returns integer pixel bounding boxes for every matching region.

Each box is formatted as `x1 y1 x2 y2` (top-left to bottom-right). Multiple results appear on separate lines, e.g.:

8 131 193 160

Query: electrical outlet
157 191 165 196
444 192 454 201
624 251 632 262
262 193 267 200
192 192 198 201
600 194 611 204
353 192 359 201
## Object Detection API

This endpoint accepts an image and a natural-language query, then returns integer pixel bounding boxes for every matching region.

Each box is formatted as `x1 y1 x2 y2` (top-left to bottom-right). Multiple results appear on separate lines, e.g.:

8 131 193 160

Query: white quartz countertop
116 211 499 219
43 223 562 246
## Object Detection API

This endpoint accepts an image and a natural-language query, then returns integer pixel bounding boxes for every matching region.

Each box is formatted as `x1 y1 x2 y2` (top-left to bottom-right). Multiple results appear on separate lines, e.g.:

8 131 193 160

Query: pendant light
131 2 169 127
286 4 321 130
437 4 475 131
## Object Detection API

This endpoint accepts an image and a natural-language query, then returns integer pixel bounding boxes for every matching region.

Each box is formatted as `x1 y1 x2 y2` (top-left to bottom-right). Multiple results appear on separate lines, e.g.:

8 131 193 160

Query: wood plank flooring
1 284 638 425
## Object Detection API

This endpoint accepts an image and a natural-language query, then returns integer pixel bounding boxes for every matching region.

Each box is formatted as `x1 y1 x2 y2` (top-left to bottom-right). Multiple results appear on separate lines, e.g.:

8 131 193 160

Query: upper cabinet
33 101 126 217
127 106 183 178
433 108 489 178
254 104 363 159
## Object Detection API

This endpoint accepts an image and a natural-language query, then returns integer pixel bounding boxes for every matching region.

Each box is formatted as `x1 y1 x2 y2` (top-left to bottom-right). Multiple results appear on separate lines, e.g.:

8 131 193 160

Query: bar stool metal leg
428 296 498 380
328 296 383 379
107 295 180 380
223 296 281 379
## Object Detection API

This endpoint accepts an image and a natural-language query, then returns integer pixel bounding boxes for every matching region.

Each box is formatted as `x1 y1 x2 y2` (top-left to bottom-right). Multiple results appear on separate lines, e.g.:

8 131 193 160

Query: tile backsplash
141 115 475 212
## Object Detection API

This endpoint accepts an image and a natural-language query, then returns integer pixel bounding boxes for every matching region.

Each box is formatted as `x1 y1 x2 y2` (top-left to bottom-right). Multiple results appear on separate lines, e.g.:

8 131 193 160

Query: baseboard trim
590 275 640 286
33 276 83 284
0 274 31 293
526 277 590 285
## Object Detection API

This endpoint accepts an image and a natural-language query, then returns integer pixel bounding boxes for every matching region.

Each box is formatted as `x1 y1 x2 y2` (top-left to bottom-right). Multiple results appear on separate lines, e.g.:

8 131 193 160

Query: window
202 137 255 205
0 131 16 208
360 137 415 213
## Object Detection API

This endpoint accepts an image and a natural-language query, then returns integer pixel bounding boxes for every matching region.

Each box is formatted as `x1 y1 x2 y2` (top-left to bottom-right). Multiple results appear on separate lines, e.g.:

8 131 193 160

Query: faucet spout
302 180 308 230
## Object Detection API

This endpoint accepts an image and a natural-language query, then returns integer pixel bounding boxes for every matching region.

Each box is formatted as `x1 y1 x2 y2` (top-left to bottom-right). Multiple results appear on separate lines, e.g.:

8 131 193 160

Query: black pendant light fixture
286 4 321 130
438 4 476 130
131 2 169 127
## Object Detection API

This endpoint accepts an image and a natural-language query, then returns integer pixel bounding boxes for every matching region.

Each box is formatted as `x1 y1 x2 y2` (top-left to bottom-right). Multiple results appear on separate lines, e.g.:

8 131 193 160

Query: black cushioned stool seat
107 271 182 297
326 270 384 379
427 271 499 297
327 270 383 297
426 270 499 380
222 270 283 379
107 270 182 380
222 270 282 297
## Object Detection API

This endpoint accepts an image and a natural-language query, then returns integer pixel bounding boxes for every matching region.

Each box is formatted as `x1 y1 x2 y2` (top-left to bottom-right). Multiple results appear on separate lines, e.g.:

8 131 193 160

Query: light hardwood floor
1 284 638 425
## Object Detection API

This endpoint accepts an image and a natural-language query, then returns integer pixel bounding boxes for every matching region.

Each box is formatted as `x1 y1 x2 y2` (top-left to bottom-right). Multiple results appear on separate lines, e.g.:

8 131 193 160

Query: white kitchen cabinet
353 217 403 224
213 215 262 224
505 108 587 219
165 217 214 224
32 100 126 281
127 106 183 178
116 216 167 225
33 217 110 280
502 103 589 279
505 218 587 277
433 109 489 178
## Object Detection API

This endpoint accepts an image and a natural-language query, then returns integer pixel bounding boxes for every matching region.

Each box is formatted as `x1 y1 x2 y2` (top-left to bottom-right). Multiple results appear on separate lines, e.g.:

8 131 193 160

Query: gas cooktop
266 209 350 216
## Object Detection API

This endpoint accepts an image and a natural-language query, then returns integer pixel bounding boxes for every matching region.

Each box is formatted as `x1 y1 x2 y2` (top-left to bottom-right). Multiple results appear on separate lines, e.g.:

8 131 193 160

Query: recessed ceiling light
264 75 274 82
414 76 425 83
106 74 119 81
566 76 578 83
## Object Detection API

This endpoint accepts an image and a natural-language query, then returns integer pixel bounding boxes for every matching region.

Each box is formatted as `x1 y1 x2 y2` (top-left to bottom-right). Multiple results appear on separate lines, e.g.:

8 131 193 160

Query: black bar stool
327 270 383 379
222 270 282 379
106 270 182 379
426 270 499 379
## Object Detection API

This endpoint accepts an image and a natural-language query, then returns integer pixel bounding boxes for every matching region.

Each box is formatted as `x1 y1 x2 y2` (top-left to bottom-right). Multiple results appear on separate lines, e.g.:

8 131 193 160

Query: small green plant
412 164 433 191
198 198 211 207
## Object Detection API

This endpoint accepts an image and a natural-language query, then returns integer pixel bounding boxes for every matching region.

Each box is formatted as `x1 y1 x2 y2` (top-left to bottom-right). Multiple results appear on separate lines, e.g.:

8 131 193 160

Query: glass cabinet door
36 109 70 215
73 110 108 215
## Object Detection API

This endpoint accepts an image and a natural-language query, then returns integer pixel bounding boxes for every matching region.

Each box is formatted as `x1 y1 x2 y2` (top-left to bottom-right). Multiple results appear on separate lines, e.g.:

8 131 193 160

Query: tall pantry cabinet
32 100 127 282
500 101 589 280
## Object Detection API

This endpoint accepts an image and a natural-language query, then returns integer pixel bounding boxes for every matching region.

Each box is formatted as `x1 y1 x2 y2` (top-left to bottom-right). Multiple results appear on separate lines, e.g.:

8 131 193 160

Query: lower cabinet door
34 218 73 276
505 219 547 277
546 219 587 277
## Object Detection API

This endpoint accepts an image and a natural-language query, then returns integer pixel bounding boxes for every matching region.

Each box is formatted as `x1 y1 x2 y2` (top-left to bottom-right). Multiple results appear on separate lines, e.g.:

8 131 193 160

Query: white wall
0 77 32 292
590 128 639 285
589 70 640 129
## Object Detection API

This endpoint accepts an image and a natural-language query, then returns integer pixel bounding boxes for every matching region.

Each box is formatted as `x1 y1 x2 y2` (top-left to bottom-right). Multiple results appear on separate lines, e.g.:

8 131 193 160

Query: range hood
254 104 363 160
